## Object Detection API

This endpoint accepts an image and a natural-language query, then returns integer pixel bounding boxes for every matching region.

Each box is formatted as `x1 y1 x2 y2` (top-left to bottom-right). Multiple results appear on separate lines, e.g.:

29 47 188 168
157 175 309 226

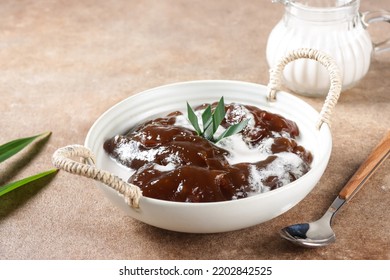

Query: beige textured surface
1 0 389 260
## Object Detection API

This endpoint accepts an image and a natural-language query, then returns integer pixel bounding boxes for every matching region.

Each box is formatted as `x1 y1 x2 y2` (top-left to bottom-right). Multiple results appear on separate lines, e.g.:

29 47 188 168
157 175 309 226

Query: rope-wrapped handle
267 48 342 129
52 145 142 208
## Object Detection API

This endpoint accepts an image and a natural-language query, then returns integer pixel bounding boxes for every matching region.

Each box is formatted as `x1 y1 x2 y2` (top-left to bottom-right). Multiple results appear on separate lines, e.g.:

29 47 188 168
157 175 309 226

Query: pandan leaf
215 119 249 143
0 132 51 164
187 97 249 143
0 169 58 197
186 102 202 135
202 105 214 140
212 96 226 132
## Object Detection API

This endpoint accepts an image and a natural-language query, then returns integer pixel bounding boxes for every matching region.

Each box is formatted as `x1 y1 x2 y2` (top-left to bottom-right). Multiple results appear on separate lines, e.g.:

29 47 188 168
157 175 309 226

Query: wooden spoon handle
339 131 390 201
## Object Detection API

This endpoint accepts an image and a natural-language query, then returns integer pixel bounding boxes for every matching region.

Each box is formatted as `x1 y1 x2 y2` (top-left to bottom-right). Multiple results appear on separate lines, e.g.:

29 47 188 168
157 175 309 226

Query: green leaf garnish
201 105 212 127
187 102 202 135
187 97 248 143
215 119 250 143
201 105 213 140
0 169 58 197
0 132 51 164
212 97 226 132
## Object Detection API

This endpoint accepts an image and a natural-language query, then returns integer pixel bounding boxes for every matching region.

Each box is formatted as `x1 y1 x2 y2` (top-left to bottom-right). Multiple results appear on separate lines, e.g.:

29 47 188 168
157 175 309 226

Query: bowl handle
266 48 342 129
52 144 142 208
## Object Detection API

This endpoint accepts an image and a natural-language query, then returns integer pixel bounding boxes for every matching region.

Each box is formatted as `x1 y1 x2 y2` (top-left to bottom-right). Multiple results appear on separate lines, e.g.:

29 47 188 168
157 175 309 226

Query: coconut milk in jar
266 0 390 96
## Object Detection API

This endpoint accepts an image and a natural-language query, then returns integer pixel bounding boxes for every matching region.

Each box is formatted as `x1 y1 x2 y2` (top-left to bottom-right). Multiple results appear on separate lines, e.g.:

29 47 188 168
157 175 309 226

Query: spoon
280 131 390 247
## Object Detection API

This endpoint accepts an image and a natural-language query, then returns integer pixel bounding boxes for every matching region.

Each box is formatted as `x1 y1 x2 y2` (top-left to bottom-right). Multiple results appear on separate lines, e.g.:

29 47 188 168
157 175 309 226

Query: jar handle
267 48 342 129
362 10 390 54
52 144 142 208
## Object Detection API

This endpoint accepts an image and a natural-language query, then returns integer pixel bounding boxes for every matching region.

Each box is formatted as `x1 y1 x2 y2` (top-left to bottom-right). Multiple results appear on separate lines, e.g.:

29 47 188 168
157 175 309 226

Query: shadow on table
130 218 325 260
0 134 51 186
0 173 57 219
0 135 56 219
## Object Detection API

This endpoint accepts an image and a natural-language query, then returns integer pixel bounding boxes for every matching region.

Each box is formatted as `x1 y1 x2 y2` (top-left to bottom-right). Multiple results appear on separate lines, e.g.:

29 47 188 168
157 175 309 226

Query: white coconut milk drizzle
175 110 306 194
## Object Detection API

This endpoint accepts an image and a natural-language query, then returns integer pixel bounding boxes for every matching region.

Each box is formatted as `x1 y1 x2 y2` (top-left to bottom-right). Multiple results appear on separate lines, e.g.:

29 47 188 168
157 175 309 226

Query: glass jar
266 0 390 96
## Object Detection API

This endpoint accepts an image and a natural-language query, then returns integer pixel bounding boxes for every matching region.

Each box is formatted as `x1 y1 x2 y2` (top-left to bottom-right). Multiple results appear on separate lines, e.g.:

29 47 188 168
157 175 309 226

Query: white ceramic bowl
84 80 332 233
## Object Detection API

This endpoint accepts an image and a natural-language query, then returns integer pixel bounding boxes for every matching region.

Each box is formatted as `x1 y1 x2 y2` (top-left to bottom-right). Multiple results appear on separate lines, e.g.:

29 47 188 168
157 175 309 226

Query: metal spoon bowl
280 131 390 247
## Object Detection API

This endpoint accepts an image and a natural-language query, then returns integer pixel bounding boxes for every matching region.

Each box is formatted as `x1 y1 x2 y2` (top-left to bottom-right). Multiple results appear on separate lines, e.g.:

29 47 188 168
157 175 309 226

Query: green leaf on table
0 168 58 197
0 132 51 164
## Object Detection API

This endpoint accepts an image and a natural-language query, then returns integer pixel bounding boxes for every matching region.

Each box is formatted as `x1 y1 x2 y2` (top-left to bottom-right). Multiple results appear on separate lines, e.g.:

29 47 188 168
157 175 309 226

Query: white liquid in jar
266 2 374 96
